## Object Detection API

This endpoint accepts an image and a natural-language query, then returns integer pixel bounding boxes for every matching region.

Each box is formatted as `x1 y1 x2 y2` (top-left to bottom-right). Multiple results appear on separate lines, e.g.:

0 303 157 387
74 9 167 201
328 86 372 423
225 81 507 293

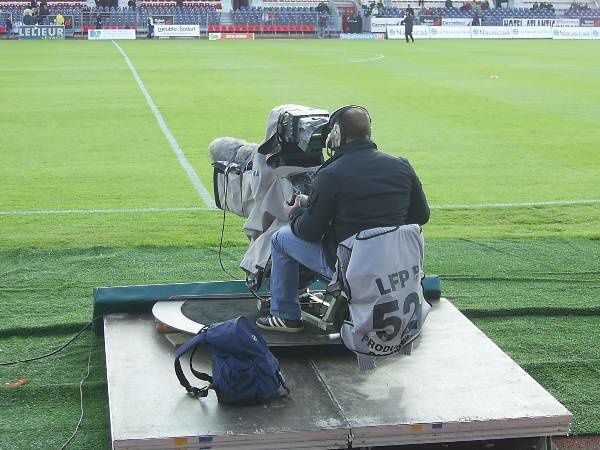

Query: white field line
112 41 216 209
1 199 598 216
0 207 211 216
193 53 386 71
431 199 600 209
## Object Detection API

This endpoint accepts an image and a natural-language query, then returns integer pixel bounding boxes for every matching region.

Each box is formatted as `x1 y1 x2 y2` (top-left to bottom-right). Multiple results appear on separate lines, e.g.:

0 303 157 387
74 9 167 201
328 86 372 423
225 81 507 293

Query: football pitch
0 39 599 449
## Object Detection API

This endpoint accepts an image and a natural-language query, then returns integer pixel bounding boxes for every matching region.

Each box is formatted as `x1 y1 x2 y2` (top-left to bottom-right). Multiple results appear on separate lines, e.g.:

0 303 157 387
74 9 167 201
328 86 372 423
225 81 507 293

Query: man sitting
256 106 430 332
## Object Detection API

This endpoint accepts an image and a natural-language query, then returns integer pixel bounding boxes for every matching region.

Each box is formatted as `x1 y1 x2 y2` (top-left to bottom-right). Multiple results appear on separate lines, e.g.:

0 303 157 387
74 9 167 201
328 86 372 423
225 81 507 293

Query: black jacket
289 140 429 269
401 14 414 32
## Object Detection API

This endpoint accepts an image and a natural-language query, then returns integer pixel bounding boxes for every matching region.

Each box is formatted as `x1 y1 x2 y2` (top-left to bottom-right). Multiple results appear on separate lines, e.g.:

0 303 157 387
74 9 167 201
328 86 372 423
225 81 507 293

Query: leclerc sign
19 25 65 40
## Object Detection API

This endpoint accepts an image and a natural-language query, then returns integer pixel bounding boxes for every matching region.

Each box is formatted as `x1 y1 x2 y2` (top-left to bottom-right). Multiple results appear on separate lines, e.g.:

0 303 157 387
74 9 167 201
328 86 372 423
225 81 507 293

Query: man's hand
283 194 308 217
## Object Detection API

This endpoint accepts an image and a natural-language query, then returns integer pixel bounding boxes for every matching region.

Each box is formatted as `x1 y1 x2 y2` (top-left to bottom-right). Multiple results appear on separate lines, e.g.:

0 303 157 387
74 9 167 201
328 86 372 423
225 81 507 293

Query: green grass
0 39 599 449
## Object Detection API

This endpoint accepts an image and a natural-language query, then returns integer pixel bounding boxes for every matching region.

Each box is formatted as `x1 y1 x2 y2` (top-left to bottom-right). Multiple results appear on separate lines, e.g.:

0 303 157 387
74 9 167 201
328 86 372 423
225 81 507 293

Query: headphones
325 105 371 153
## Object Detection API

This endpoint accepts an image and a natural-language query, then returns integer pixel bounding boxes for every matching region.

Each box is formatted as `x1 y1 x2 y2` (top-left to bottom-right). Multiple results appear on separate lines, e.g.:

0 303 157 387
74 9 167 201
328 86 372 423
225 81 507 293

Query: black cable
0 321 92 366
217 166 238 280
0 297 151 366
59 331 93 450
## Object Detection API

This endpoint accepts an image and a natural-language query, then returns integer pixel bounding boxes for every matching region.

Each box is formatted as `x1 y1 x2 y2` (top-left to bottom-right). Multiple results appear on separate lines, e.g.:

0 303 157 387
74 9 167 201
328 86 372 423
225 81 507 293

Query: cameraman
256 106 430 332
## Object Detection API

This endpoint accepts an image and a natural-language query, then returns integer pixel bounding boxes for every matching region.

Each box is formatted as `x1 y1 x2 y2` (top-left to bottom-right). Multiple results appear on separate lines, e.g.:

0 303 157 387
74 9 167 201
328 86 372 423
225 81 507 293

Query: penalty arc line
112 41 216 209
1 199 598 216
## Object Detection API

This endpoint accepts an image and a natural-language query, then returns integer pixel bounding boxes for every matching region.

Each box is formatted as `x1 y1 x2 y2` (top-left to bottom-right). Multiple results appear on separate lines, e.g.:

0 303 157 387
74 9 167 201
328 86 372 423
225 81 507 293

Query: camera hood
257 105 329 155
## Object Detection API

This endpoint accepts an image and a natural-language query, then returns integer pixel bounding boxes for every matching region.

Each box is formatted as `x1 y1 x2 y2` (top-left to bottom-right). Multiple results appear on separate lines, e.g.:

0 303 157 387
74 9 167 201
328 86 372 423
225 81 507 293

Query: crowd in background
531 2 555 11
21 0 51 24
459 0 491 11
568 1 590 11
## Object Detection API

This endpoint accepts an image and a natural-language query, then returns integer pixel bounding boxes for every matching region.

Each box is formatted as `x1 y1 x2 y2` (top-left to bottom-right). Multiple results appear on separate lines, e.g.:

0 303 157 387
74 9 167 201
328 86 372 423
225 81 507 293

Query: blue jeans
270 226 334 320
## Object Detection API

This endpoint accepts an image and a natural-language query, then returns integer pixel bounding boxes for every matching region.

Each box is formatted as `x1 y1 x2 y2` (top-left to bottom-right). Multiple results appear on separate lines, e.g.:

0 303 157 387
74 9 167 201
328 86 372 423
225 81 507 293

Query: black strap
277 370 290 397
189 342 214 384
174 328 212 398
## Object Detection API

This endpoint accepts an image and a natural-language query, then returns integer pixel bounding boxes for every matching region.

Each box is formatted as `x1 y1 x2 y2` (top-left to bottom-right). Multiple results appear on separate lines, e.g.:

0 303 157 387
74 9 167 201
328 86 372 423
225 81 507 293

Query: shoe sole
256 322 304 333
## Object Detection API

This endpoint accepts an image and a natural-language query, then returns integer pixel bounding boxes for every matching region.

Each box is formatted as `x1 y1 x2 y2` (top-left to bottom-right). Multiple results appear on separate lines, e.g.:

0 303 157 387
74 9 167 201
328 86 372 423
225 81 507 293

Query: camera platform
100 285 571 450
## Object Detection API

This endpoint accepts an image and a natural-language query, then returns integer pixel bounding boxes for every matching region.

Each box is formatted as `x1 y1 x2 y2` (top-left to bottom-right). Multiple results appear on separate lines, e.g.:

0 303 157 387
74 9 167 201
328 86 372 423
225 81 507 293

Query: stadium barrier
386 24 600 39
0 8 335 38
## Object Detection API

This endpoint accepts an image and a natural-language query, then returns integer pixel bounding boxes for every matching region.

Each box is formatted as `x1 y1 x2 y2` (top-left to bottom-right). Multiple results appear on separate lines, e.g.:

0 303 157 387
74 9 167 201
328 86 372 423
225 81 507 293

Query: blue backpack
174 316 289 405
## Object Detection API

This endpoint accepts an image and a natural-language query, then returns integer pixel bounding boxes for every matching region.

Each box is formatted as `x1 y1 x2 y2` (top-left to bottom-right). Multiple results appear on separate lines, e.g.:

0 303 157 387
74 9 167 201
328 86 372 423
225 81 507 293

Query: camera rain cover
258 105 329 155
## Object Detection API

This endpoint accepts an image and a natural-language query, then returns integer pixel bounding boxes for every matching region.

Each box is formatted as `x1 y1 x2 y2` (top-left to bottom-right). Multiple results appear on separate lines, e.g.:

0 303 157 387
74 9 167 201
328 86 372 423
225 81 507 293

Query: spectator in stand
532 2 539 9
401 11 414 42
32 6 40 24
95 14 103 29
481 0 490 9
127 0 136 7
315 2 329 37
23 7 33 24
30 0 37 8
418 0 424 7
55 12 64 25
147 17 154 38
445 0 453 7
176 0 183 7
5 16 14 39
570 2 590 11
38 0 49 24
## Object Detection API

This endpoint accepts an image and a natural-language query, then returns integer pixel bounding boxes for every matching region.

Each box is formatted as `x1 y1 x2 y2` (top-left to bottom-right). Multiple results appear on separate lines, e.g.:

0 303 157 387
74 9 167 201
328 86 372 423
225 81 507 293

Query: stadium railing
2 3 597 35
0 6 337 36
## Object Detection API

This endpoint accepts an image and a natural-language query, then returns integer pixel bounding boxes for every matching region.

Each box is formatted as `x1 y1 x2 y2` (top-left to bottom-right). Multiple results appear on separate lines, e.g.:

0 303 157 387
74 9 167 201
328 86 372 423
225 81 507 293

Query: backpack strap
174 328 212 398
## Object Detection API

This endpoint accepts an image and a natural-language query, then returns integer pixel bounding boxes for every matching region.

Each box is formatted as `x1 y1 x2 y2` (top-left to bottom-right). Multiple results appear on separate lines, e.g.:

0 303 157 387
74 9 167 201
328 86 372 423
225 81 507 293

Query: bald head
339 107 371 144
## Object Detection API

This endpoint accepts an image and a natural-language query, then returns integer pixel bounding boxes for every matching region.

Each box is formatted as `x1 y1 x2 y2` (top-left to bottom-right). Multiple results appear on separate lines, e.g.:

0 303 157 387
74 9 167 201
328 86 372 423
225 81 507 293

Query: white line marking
212 53 386 70
349 54 385 64
0 207 211 216
1 199 597 216
430 199 600 209
112 41 216 209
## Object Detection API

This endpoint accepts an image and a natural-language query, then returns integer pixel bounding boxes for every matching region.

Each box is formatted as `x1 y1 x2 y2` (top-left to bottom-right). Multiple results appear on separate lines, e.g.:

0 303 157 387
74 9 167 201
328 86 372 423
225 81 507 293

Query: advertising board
503 18 580 27
387 25 430 39
339 32 385 40
208 32 255 40
370 17 402 33
87 29 136 40
420 16 441 26
429 25 471 38
553 18 582 27
510 26 552 38
154 24 200 37
471 26 512 38
552 26 600 39
19 25 65 40
442 18 472 26
580 18 600 27
151 15 174 25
